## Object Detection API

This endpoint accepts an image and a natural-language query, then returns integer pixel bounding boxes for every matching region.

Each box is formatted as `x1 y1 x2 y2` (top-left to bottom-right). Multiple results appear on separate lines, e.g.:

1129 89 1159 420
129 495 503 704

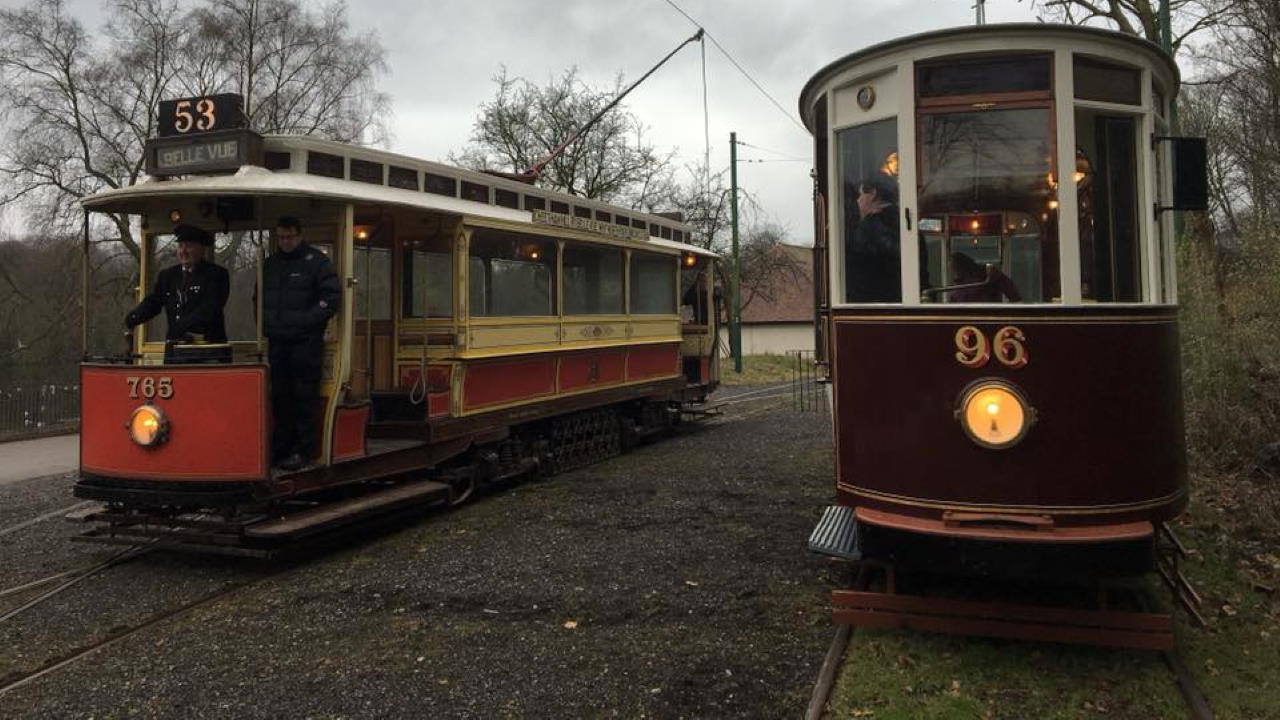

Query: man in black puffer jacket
263 215 341 471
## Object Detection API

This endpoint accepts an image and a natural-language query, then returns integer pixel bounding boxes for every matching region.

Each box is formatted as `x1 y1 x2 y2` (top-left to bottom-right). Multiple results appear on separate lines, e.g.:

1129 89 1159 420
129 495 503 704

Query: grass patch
718 354 798 386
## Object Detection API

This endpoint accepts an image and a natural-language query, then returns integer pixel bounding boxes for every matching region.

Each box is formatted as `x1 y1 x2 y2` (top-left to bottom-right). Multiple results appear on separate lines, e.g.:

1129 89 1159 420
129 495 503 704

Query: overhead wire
659 0 809 134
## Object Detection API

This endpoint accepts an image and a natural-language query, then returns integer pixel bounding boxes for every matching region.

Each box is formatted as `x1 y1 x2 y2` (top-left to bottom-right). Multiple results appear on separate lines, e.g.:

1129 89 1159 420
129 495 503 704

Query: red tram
73 98 719 554
802 25 1207 645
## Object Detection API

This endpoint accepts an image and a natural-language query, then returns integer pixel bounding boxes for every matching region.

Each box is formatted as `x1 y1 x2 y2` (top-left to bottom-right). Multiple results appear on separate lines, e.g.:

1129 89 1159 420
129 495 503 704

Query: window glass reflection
918 108 1059 303
837 117 900 303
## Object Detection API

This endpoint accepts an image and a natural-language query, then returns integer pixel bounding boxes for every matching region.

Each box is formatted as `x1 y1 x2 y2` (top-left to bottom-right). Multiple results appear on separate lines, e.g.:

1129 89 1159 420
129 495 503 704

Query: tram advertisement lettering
954 325 1028 369
126 376 174 400
531 209 649 242
157 94 245 137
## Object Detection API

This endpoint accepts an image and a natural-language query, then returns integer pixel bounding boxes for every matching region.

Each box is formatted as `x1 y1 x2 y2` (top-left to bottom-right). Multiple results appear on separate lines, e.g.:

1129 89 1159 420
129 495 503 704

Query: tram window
264 151 291 171
1076 109 1142 302
595 210 611 222
1074 56 1141 106
573 206 592 219
523 195 546 211
917 55 1050 99
424 173 457 197
350 159 384 186
461 182 490 204
307 151 345 179
402 234 453 319
631 218 646 230
660 226 673 240
632 253 677 315
468 230 555 317
679 257 709 324
837 117 900 303
389 166 419 191
140 230 262 343
550 200 570 215
494 188 519 209
563 243 623 315
215 231 265 341
353 246 392 320
673 230 683 243
918 108 1059 303
614 214 630 226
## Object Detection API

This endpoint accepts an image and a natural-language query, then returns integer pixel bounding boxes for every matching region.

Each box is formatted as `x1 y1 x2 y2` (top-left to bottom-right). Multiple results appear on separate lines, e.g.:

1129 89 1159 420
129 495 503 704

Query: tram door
351 210 395 398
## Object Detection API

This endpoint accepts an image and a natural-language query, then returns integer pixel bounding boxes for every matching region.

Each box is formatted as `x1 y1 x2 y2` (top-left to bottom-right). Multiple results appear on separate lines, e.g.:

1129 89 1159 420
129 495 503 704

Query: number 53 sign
157 94 246 137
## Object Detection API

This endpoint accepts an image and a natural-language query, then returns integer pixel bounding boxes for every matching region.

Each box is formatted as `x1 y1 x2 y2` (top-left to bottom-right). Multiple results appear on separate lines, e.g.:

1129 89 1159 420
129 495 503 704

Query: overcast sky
13 0 1041 244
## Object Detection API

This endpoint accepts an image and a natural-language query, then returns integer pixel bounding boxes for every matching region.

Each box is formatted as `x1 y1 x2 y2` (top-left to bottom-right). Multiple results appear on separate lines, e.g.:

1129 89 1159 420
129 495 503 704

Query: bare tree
183 0 390 142
0 0 390 261
452 67 677 206
1030 0 1227 53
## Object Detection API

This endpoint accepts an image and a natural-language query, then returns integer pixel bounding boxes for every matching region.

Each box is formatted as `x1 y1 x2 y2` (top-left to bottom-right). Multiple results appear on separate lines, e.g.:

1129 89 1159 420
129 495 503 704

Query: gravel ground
0 390 838 718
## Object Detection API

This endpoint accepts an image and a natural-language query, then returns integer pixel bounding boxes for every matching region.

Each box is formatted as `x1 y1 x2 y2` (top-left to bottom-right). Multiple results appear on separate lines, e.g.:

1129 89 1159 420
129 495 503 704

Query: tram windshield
143 229 264 342
918 107 1059 303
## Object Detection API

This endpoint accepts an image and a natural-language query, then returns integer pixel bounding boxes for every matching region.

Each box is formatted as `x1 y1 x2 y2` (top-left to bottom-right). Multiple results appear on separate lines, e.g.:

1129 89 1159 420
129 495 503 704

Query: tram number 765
127 376 174 400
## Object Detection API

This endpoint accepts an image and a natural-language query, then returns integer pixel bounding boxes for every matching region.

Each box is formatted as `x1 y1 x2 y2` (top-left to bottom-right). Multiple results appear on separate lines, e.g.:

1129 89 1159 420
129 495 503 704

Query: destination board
145 129 263 176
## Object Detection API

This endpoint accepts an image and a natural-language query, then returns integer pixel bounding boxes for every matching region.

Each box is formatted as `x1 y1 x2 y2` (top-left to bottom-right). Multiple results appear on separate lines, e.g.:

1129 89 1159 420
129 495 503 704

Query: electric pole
729 132 742 374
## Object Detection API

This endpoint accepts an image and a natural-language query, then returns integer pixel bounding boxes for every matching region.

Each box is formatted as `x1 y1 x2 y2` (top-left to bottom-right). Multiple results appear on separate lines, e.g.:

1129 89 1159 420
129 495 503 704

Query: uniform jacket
262 243 341 341
126 261 230 342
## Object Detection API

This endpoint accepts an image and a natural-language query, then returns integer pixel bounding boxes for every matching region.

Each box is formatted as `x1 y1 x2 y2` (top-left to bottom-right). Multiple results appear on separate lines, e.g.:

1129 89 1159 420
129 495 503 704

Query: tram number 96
954 326 1028 369
127 376 174 400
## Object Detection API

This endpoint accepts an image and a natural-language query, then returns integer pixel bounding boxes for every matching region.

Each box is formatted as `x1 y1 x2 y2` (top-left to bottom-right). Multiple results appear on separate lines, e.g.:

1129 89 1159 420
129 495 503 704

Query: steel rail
1165 648 1215 719
0 502 94 538
0 575 268 699
0 545 151 625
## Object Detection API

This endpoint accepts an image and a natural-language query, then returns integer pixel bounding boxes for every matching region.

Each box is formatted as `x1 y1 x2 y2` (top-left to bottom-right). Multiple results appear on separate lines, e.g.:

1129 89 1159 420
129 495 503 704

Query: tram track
1165 647 1214 720
0 545 153 624
0 502 93 538
0 573 270 699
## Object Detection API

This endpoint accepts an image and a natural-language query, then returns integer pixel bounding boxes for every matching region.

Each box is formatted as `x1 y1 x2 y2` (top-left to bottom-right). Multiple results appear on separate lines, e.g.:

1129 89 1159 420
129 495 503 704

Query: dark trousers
269 335 324 460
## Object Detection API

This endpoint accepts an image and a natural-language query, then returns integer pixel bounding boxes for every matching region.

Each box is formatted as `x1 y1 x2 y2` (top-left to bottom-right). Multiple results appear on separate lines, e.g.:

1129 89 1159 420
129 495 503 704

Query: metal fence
0 385 80 440
788 349 826 414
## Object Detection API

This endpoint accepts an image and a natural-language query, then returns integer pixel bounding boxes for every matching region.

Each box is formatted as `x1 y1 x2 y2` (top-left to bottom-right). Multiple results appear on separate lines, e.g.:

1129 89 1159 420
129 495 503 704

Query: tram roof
798 23 1180 133
81 135 715 257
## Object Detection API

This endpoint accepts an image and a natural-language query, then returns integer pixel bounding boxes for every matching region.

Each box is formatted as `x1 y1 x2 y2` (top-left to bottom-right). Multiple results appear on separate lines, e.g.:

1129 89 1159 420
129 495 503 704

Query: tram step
245 480 450 540
808 505 861 561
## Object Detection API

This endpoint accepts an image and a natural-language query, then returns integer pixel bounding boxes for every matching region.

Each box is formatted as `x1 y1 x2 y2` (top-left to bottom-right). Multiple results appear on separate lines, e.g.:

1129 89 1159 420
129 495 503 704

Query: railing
0 385 80 441
788 349 826 414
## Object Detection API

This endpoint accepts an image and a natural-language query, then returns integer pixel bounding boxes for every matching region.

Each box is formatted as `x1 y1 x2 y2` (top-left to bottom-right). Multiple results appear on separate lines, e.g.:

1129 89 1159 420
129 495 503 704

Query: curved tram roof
798 23 1180 132
81 135 716 258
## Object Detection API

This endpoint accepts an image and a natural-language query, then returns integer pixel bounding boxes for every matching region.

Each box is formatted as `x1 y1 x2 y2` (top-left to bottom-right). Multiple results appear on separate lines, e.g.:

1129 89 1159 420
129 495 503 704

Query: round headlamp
128 404 169 447
956 380 1034 450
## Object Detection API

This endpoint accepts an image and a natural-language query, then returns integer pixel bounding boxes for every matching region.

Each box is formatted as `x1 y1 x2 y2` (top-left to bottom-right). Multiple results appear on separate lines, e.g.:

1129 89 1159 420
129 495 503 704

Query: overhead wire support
660 0 808 134
510 28 705 184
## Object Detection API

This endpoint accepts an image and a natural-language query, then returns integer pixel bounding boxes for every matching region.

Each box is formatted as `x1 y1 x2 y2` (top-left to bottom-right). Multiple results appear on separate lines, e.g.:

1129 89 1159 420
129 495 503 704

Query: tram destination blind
145 129 263 176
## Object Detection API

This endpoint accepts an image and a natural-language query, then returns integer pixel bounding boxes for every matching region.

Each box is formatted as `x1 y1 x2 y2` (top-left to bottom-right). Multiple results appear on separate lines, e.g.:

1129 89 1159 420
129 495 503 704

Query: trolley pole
729 132 742 374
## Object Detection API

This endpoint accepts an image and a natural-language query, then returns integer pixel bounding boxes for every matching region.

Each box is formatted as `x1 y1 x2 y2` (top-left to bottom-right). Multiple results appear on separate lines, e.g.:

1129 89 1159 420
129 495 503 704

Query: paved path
0 434 77 486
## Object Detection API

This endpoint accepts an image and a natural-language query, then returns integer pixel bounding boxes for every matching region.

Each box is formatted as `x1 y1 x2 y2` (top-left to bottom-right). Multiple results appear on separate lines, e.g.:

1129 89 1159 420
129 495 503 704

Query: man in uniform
124 224 229 342
263 215 341 471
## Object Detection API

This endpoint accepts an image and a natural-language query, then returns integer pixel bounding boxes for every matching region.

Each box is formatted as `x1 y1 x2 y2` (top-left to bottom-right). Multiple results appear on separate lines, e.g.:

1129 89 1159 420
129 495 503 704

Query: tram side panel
831 307 1187 528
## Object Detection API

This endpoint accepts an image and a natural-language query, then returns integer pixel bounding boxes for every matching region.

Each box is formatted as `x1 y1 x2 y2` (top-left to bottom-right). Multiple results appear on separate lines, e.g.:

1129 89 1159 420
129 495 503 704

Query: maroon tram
802 24 1208 646
72 95 719 555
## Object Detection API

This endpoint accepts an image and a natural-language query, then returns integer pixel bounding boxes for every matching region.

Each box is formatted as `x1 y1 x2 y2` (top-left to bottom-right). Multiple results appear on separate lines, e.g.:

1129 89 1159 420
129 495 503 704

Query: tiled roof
740 244 814 324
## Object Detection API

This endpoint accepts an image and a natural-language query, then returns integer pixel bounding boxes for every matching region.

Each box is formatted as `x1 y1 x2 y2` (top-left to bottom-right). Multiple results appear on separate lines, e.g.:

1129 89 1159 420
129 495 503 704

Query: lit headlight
128 404 169 447
957 381 1034 449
